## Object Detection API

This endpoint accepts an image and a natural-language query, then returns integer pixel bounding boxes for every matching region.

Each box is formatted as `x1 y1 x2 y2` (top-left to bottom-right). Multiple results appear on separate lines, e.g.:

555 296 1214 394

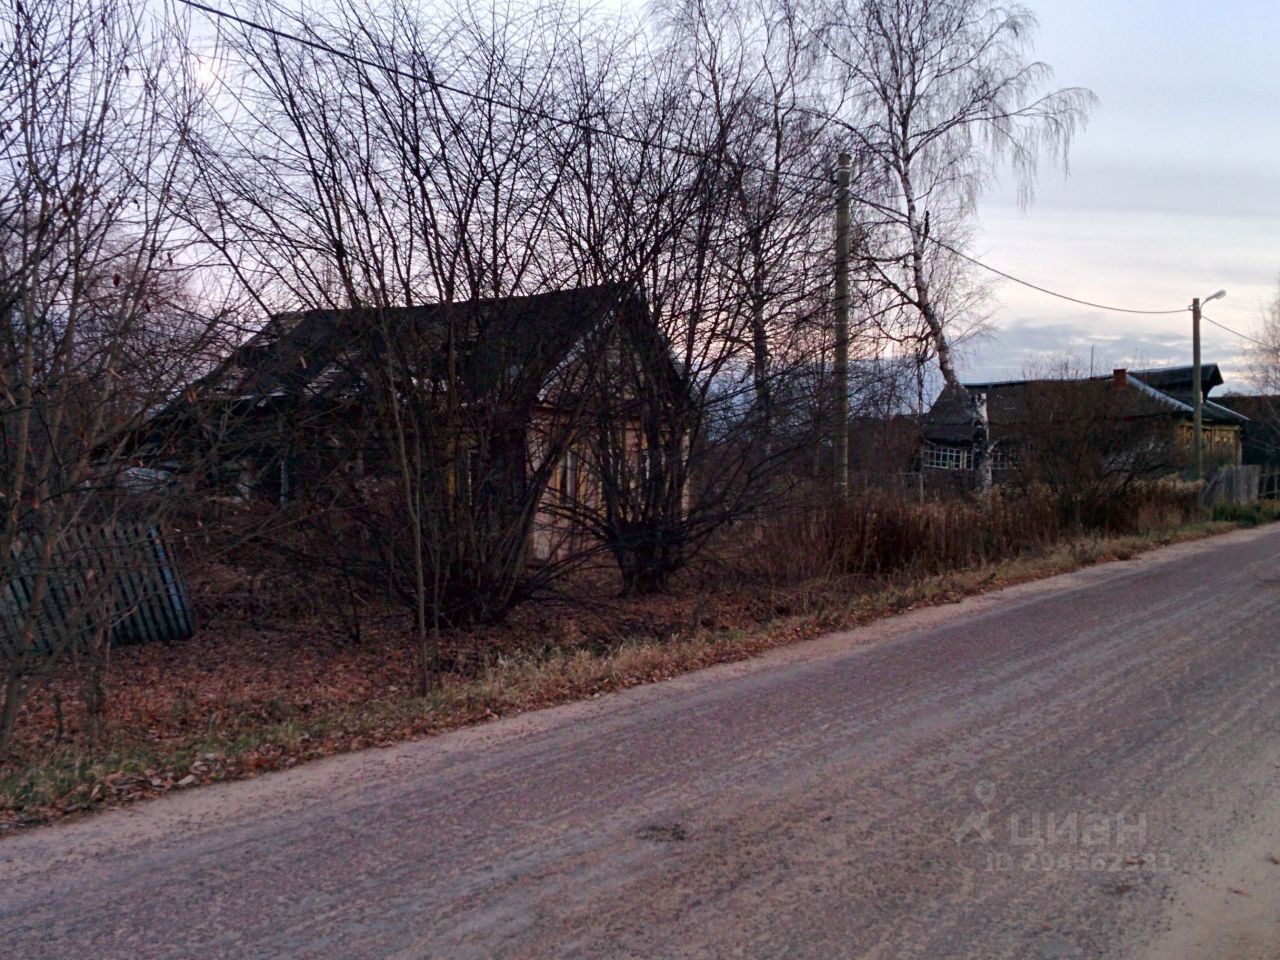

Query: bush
733 482 1207 587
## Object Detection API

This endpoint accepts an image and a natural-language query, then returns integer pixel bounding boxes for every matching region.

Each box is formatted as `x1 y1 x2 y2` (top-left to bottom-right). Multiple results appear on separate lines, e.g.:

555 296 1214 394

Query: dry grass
725 482 1207 587
4 505 1270 831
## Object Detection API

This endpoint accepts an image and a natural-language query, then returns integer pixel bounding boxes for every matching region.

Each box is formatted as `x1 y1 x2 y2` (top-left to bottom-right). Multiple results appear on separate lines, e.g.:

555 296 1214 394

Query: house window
559 450 578 504
922 443 971 471
991 444 1019 471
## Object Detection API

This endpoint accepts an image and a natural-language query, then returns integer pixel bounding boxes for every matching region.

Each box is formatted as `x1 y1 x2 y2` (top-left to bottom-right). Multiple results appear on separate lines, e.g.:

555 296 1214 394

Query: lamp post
1192 289 1227 480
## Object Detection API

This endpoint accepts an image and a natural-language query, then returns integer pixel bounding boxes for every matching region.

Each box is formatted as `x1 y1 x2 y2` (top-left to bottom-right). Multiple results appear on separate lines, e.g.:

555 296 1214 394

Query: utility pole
1192 296 1203 481
1190 290 1226 481
834 151 850 498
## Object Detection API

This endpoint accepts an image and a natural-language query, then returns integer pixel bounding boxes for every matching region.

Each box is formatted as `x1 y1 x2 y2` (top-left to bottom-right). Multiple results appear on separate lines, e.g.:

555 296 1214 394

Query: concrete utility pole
1191 290 1227 482
834 151 851 497
1192 297 1203 481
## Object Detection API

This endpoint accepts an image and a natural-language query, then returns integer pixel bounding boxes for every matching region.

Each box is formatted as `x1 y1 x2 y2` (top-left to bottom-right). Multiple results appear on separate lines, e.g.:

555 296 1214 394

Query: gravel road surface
4 525 1280 959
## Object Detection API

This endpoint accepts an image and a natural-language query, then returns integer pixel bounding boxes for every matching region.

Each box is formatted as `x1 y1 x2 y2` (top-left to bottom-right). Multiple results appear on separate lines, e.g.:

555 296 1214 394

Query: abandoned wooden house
919 365 1247 482
128 284 679 563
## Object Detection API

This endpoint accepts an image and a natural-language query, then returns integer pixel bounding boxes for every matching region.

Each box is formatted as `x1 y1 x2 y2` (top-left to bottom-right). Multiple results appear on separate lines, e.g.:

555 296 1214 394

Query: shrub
732 482 1207 587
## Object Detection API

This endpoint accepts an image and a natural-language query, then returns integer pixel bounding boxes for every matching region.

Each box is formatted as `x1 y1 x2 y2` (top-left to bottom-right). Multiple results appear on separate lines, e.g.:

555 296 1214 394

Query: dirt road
4 525 1280 959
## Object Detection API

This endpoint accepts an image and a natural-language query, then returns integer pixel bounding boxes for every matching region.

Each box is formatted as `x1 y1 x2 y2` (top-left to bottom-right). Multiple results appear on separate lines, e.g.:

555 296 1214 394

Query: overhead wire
1201 312 1268 348
179 0 1203 321
177 0 835 187
922 236 1191 316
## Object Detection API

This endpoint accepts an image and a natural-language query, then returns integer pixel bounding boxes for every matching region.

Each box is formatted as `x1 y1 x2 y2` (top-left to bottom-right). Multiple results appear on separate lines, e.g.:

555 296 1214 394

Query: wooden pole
834 152 851 497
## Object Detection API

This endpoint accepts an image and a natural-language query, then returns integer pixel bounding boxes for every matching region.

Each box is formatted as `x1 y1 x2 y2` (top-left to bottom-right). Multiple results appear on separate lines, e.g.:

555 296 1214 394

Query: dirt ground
4 525 1279 959
2 556 798 823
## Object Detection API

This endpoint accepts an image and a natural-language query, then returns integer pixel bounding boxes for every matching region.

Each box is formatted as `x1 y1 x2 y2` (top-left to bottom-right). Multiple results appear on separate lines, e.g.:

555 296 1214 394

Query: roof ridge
1122 372 1194 414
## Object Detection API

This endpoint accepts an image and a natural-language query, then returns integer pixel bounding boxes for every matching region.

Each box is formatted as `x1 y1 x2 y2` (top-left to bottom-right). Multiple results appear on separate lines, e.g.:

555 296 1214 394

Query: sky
963 0 1280 392
180 0 1279 392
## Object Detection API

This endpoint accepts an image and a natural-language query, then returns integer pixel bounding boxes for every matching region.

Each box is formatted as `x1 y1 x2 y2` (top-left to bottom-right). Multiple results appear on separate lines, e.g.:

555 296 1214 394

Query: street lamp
1192 289 1227 480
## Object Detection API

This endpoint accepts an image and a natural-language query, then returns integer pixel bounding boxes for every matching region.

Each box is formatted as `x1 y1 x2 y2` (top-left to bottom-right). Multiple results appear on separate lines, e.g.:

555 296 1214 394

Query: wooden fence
1 524 194 657
1261 470 1280 501
1200 465 1280 505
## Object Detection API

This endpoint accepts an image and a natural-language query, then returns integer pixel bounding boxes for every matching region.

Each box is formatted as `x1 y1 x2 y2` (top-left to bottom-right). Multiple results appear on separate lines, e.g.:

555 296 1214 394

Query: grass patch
1210 500 1280 526
0 516 1268 830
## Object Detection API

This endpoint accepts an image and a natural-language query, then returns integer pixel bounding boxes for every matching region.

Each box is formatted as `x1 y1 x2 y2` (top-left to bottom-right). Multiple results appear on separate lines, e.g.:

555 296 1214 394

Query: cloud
960 202 1275 393
958 321 1193 381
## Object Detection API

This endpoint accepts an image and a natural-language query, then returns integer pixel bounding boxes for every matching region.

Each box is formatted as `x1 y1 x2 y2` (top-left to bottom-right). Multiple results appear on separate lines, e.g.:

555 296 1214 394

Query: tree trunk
0 671 24 759
899 170 991 494
972 391 993 494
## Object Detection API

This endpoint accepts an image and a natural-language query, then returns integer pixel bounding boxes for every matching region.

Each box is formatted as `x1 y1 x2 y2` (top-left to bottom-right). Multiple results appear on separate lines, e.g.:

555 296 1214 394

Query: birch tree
817 0 1094 489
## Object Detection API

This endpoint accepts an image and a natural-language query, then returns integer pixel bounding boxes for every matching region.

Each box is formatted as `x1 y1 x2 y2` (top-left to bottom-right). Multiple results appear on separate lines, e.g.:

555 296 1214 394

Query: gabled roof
1200 398 1250 424
1127 365 1248 423
921 366 1246 443
1131 365 1224 393
201 284 640 406
117 285 653 461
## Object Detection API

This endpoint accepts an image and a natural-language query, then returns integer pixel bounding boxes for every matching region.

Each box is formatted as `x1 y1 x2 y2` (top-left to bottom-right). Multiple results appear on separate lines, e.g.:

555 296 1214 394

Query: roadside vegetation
4 487 1276 829
1209 501 1280 526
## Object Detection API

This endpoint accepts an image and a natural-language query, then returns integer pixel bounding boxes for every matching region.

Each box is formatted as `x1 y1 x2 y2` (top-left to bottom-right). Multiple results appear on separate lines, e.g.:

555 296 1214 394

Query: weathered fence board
1 524 194 657
1202 465 1262 506
1261 470 1280 501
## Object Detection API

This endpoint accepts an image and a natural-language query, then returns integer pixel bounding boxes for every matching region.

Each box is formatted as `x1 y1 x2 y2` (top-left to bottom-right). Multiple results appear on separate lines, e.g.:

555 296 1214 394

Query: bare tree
543 5 848 594
179 0 864 605
814 0 1095 490
0 0 213 753
1245 275 1280 395
659 0 837 443
177 0 651 681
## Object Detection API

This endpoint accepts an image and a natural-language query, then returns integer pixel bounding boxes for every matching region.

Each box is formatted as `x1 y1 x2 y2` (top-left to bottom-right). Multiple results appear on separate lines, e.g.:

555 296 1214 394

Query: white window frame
922 442 971 471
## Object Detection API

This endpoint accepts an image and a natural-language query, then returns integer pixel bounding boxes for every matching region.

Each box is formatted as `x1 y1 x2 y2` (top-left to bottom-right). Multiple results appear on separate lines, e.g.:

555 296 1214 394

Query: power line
179 0 1197 320
922 235 1190 316
178 0 835 188
1201 312 1268 347
802 96 1194 317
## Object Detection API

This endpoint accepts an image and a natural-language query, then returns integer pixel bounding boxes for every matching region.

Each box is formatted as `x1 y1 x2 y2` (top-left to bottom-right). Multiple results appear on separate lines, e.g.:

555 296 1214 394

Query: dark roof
117 285 655 461
1130 364 1225 393
201 284 639 406
1125 365 1250 423
1199 398 1250 424
1212 394 1280 420
922 366 1246 443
